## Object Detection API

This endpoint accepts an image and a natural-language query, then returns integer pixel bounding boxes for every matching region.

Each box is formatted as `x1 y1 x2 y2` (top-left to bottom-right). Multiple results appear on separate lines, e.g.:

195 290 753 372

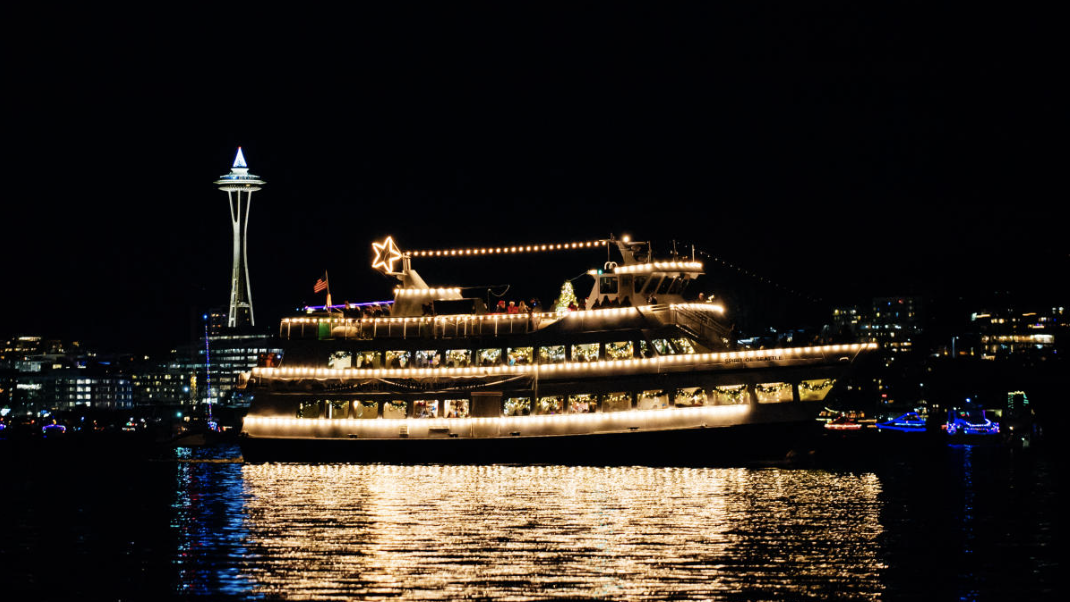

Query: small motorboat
944 409 1000 437
876 411 928 433
824 413 862 431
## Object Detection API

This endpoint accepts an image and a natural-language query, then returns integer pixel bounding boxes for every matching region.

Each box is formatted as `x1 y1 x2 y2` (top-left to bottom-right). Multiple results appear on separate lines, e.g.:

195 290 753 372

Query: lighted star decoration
372 236 404 274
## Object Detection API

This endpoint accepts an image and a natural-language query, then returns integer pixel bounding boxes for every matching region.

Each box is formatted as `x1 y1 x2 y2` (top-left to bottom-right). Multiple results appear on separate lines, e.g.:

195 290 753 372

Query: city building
858 296 922 353
966 306 1064 360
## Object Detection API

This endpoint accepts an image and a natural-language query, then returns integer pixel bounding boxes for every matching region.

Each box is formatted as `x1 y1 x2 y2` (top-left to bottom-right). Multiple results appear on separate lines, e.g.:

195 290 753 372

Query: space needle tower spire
214 147 264 328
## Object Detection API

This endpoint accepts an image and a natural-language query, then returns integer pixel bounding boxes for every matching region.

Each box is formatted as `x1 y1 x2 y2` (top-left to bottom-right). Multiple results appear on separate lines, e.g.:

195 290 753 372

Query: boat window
646 276 664 298
755 383 793 404
619 275 633 294
605 341 634 360
444 399 469 418
536 396 564 415
477 348 503 366
568 394 598 413
799 379 836 402
445 349 472 367
328 351 352 369
602 392 632 412
415 350 441 368
710 385 748 405
507 347 533 365
571 343 599 362
383 400 407 419
668 276 690 295
674 387 707 407
671 337 696 354
324 399 349 419
634 275 649 294
600 276 618 295
354 400 379 419
355 351 380 369
656 277 674 295
638 389 669 410
297 400 320 419
538 345 566 364
413 399 439 418
638 340 654 358
385 350 410 369
504 397 531 416
652 339 674 355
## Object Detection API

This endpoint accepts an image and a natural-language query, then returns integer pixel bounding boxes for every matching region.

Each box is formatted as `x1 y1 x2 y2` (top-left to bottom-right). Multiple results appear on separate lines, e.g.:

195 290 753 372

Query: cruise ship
239 235 875 463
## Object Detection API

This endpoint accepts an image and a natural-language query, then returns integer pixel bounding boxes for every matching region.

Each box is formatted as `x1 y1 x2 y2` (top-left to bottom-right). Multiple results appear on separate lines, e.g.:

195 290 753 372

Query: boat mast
204 319 214 427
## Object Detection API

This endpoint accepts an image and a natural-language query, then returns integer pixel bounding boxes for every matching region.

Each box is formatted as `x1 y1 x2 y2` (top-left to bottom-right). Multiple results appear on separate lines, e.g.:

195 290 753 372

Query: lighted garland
755 383 791 394
755 382 793 403
800 379 836 392
712 385 748 403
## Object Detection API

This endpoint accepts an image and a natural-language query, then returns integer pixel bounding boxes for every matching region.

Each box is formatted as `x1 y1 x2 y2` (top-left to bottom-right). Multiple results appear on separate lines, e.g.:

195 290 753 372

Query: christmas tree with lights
553 281 578 313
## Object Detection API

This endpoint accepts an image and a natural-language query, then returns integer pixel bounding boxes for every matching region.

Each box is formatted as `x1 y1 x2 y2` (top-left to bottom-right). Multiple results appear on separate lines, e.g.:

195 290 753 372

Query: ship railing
645 304 733 346
280 313 565 341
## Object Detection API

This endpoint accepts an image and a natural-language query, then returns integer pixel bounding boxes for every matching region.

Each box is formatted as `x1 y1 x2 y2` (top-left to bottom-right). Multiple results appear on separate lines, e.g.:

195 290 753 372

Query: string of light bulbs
694 249 824 303
407 239 607 257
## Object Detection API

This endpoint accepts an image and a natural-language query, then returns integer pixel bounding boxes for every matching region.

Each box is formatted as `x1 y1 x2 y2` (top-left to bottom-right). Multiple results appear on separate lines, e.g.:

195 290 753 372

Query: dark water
0 441 1057 601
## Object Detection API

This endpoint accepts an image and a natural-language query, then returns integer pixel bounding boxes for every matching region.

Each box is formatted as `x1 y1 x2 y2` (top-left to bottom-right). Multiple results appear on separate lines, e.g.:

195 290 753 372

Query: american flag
313 276 328 293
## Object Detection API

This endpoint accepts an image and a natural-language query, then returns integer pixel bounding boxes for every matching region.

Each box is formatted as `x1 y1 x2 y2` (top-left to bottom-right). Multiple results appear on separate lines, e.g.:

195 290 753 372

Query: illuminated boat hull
944 409 1000 439
240 417 825 465
240 343 873 463
875 412 928 434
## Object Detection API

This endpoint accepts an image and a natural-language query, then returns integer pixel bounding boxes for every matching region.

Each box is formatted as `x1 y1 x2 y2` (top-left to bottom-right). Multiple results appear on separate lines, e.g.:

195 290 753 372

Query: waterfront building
214 147 264 329
7 369 133 415
126 349 199 407
50 371 134 410
966 306 1064 360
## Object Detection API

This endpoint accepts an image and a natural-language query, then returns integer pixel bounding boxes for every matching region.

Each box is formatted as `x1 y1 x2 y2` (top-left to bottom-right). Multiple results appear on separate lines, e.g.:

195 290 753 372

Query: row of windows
598 274 690 297
326 338 699 369
291 380 836 419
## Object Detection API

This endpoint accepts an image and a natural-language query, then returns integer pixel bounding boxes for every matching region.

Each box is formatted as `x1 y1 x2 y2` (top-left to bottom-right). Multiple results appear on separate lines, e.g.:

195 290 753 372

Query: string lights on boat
614 261 703 274
243 403 751 430
250 343 877 380
281 302 728 328
407 239 607 258
394 287 463 297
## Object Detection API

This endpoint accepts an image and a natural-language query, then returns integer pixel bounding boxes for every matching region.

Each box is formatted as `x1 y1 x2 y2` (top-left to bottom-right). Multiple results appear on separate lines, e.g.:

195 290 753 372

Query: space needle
215 147 264 328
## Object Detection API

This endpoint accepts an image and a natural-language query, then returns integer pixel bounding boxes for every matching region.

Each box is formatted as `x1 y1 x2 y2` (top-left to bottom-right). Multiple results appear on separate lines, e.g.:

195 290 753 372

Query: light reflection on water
235 464 885 600
3 443 1053 600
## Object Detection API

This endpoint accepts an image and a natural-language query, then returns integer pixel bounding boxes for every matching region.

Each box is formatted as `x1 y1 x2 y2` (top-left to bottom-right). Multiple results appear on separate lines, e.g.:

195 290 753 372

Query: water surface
1 442 1056 600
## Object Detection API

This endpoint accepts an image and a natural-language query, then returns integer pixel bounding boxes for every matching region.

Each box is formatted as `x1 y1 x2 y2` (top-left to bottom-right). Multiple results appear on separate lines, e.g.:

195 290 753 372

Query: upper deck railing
279 303 727 342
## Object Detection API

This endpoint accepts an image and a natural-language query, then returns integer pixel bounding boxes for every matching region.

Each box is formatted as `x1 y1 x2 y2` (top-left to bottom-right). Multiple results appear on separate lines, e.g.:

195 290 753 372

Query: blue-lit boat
876 411 928 434
240 235 877 463
943 409 1000 438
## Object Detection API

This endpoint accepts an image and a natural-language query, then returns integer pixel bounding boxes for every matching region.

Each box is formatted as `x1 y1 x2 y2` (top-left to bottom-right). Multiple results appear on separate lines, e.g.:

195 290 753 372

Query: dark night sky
2 7 1063 352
